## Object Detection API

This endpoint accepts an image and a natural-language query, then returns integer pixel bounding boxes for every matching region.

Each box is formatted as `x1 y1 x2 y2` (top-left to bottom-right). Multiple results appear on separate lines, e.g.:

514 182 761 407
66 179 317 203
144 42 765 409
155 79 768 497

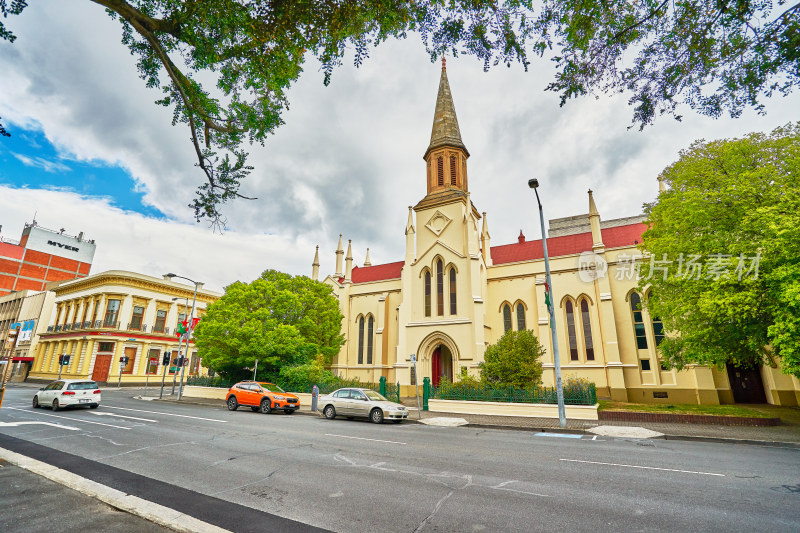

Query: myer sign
47 240 80 253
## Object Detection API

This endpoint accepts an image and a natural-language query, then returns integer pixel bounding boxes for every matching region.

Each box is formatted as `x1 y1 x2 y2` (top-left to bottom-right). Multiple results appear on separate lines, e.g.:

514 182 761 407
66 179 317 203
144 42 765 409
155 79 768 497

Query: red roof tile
351 261 404 284
491 222 646 265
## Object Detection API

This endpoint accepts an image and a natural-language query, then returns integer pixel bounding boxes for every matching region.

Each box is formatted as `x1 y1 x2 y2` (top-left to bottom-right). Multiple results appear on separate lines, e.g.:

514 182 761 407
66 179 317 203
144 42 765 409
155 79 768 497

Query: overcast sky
1 2 798 293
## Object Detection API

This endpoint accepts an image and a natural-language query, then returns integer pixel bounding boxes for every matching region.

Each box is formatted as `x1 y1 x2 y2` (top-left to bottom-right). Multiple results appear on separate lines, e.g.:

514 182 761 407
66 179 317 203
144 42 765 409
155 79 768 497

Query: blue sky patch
0 125 164 218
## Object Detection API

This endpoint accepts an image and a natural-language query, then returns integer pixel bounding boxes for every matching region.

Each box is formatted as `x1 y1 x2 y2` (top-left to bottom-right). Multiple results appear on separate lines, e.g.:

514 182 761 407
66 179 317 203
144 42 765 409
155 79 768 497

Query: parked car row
226 381 408 424
28 378 408 425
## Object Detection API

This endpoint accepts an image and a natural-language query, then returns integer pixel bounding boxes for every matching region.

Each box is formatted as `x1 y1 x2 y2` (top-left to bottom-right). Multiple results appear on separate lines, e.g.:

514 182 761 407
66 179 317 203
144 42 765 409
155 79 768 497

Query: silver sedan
319 388 408 424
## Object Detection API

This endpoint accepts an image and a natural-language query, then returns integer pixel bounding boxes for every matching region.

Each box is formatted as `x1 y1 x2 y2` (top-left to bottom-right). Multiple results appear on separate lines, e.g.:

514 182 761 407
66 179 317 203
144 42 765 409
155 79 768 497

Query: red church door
432 347 442 387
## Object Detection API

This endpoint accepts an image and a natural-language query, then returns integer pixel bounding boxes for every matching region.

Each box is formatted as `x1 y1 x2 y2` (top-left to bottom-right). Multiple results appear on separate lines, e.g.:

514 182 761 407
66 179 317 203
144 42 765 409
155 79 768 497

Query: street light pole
529 178 566 428
164 273 200 401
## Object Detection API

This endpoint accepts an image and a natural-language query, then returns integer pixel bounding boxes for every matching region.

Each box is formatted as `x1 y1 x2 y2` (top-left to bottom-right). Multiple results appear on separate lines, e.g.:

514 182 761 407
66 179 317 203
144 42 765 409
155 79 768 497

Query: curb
0 447 232 533
143 397 800 448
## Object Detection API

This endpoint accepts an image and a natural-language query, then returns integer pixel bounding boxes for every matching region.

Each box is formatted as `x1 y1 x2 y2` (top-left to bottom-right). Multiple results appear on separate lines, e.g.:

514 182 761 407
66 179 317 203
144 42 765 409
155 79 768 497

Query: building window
177 312 186 330
565 300 579 361
98 342 115 353
503 304 512 333
147 349 160 374
424 272 431 317
121 348 136 374
130 306 144 330
640 359 651 371
103 299 120 327
580 299 595 360
154 310 167 333
357 316 365 365
516 303 526 331
630 292 648 349
190 351 200 375
91 299 99 326
652 317 665 346
450 155 457 185
437 157 444 186
367 316 374 365
449 268 457 315
436 260 444 316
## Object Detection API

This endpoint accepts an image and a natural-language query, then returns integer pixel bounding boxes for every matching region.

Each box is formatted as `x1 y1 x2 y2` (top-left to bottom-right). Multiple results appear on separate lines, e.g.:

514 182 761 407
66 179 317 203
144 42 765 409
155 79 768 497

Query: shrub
480 329 544 388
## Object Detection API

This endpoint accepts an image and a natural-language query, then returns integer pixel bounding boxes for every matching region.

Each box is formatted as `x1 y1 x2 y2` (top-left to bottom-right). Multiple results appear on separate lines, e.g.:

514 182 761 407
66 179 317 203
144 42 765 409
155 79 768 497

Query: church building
313 61 800 406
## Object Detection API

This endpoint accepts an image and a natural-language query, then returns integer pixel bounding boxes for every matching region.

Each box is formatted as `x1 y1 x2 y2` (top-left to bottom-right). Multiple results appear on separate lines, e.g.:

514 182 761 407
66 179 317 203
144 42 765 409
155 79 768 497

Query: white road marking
6 407 131 430
592 435 598 441
325 433 406 445
0 421 80 431
560 458 725 477
91 412 157 423
536 433 582 439
103 405 227 423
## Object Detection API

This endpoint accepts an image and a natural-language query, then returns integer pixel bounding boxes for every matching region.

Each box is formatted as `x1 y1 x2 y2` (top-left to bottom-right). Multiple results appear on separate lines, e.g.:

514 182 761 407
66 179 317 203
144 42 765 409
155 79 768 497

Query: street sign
410 353 416 363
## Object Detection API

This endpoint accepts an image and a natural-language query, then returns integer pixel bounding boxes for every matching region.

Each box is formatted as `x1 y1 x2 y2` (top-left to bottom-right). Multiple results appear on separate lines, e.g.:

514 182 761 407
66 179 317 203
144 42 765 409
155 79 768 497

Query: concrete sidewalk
151 394 800 447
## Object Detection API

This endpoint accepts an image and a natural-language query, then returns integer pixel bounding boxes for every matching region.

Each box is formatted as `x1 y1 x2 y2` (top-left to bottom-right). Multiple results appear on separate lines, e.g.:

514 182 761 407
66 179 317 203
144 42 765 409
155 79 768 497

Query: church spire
312 245 320 281
424 57 468 160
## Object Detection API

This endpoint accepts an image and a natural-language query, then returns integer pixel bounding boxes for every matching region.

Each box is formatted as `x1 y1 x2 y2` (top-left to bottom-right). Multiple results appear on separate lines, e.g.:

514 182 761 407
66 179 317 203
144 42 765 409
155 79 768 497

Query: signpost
411 354 421 419
159 351 170 399
118 356 129 388
0 324 20 409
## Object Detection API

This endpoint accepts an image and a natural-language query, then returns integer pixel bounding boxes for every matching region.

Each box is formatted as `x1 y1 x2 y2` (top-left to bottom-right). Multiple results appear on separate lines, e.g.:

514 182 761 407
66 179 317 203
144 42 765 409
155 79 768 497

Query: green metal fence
428 380 596 406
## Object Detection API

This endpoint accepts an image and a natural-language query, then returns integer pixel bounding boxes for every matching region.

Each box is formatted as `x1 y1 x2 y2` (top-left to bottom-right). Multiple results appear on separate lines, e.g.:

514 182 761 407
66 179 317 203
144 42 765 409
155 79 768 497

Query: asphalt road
1 384 799 532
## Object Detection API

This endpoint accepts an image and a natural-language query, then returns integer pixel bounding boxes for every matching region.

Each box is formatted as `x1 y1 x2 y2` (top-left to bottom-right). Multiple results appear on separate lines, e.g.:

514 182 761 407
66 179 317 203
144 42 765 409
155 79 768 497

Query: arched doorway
431 344 453 387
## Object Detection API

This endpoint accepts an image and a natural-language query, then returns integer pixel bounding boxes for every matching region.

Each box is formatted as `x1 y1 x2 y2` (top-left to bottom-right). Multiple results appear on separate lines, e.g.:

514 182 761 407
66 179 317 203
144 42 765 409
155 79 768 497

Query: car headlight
273 395 286 401
393 406 406 411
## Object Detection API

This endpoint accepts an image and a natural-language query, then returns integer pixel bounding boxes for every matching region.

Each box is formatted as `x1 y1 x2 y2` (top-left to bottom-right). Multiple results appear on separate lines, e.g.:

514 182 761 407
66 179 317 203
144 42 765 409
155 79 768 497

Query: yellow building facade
28 271 221 386
314 63 800 406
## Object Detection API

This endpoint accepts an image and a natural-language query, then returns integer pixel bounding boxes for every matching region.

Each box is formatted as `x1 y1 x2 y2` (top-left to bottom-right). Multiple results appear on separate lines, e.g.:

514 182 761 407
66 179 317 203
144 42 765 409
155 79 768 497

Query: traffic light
162 352 170 366
119 356 129 364
61 354 70 366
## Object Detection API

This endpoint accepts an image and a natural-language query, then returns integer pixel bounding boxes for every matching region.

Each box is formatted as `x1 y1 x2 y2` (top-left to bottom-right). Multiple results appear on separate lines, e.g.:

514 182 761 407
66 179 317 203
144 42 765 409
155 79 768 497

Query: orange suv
226 381 300 414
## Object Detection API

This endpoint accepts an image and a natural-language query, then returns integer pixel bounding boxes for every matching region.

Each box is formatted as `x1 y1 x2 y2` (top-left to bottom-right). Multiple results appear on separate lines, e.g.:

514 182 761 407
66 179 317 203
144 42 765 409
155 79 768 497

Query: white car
33 379 101 411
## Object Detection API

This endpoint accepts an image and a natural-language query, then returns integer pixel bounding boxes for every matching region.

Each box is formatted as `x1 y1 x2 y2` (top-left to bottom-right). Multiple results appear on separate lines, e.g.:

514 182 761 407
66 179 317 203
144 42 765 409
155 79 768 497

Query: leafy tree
479 329 545 388
193 269 344 382
2 1 797 222
544 1 800 128
640 122 800 377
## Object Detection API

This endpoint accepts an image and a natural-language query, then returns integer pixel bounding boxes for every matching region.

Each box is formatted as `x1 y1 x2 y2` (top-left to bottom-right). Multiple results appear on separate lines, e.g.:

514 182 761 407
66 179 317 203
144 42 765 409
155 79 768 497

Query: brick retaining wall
599 410 781 426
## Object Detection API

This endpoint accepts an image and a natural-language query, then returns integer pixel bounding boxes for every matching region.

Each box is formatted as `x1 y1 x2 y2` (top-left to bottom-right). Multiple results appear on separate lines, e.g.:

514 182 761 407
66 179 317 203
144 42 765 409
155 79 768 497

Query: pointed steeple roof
424 57 469 159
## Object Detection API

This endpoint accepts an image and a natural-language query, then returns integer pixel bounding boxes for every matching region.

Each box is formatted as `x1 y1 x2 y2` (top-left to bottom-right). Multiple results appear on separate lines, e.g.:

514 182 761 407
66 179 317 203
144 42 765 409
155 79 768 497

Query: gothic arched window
565 300 579 361
436 259 444 316
580 298 594 360
357 316 365 365
503 304 512 333
630 292 648 349
424 272 431 317
449 268 457 315
516 303 526 331
367 315 374 364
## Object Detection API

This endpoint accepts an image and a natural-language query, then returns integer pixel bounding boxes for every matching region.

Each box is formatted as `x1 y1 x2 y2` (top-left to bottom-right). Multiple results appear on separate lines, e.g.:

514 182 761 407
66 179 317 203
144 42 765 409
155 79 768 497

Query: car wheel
89 404 99 409
226 396 239 411
284 409 294 414
370 408 384 424
323 405 336 420
250 406 259 412
52 399 60 412
260 399 272 414
32 396 39 408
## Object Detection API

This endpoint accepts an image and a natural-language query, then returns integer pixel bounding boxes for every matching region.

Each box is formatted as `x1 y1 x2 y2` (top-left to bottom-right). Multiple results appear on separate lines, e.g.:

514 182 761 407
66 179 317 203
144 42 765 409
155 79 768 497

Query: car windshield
259 383 284 393
363 390 388 402
67 382 98 390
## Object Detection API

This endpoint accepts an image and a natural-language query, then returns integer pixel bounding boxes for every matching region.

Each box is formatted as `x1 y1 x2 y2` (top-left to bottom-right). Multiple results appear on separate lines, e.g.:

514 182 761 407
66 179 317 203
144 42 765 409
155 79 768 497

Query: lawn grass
598 400 777 418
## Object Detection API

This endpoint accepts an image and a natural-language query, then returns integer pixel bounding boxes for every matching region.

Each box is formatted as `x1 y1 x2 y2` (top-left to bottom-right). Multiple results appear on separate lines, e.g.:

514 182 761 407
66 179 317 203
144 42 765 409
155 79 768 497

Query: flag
544 281 551 309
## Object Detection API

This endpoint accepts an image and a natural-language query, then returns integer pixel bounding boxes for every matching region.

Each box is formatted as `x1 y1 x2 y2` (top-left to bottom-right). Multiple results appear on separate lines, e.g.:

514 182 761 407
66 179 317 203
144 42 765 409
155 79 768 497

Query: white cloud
11 153 71 173
1 1 799 287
